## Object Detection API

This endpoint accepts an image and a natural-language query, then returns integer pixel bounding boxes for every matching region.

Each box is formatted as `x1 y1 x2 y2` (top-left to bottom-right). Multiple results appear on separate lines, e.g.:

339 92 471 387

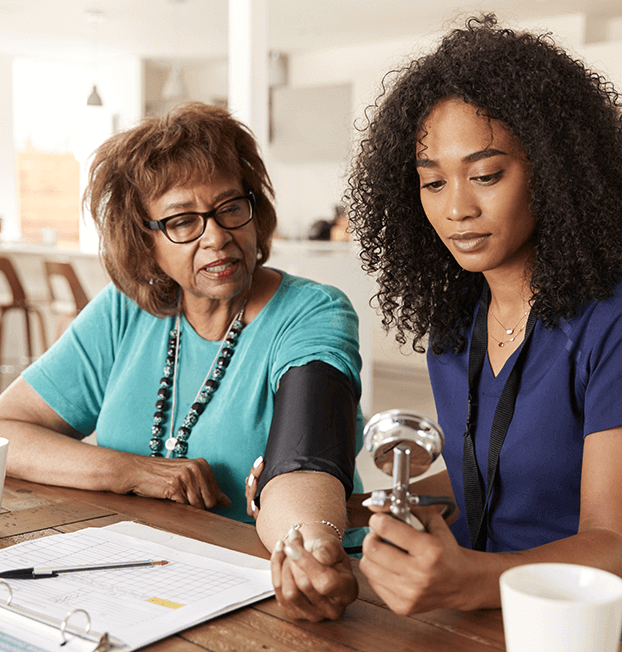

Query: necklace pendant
498 342 504 348
506 328 514 335
165 437 177 451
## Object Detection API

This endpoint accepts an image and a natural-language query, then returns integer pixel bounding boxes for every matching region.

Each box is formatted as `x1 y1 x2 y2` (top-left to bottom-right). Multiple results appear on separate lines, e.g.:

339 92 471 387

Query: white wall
581 40 622 88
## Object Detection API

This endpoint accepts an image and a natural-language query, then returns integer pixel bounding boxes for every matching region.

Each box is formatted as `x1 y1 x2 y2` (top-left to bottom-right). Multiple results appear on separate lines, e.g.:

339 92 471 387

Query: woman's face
416 98 535 278
148 173 257 309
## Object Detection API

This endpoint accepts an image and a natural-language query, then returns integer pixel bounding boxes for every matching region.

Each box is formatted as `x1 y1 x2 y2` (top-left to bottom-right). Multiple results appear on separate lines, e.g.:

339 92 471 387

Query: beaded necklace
149 306 245 458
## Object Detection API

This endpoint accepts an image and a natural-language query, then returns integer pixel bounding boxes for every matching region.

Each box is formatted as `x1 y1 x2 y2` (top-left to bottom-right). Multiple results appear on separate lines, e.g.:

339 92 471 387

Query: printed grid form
0 532 250 630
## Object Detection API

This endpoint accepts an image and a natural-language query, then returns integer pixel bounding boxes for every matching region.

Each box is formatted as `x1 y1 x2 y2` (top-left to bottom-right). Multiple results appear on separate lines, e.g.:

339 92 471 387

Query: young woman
346 14 622 613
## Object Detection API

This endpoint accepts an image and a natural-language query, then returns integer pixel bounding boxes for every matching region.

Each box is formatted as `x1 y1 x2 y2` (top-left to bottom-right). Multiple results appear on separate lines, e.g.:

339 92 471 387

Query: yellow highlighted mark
147 597 184 609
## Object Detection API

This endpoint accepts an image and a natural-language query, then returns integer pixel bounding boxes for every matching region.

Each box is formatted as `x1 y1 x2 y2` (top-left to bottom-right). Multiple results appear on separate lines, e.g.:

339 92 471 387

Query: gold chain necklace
488 309 529 348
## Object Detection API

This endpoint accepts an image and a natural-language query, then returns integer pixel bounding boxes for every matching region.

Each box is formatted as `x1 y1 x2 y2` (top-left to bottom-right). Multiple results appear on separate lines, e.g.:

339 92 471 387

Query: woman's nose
199 217 232 249
445 182 479 221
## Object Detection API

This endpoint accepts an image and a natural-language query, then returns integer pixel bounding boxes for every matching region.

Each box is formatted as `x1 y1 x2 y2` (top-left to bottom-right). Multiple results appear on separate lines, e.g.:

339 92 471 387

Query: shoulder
75 282 159 336
273 270 355 308
560 281 622 334
84 283 134 312
254 270 360 342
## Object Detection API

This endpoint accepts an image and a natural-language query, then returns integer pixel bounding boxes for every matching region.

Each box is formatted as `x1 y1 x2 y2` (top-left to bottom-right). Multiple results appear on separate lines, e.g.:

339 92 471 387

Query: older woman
345 14 622 614
0 102 360 621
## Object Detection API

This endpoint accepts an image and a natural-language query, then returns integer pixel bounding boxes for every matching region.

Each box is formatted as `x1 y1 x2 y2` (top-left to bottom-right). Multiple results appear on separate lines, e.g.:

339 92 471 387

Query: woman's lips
200 259 238 277
449 233 490 252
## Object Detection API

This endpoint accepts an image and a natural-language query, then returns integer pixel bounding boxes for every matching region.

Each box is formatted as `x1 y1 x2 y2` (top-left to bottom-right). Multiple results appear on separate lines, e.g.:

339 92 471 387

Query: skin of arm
359 426 622 613
0 377 230 509
256 470 358 621
256 469 348 551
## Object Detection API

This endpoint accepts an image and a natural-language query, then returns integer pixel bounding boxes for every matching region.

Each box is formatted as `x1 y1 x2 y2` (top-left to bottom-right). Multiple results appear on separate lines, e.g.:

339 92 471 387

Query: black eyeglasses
148 192 255 244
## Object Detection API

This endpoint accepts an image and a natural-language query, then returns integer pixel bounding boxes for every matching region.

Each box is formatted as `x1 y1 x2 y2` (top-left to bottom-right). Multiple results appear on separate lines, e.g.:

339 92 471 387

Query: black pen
0 559 169 579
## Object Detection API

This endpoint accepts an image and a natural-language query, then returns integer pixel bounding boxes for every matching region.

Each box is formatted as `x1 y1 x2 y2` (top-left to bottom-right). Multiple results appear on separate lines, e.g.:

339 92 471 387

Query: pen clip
0 568 58 580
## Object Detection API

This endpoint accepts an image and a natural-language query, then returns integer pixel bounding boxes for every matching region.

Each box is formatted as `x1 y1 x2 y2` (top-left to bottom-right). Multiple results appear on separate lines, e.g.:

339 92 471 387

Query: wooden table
1 476 509 651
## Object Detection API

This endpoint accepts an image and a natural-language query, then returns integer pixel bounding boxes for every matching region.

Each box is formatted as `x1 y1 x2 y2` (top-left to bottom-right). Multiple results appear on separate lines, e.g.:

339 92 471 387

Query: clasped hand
272 527 358 621
128 454 231 509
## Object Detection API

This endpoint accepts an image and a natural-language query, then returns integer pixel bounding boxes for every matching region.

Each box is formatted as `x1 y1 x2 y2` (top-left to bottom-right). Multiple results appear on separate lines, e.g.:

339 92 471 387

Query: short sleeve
22 284 127 435
266 279 362 397
582 302 622 437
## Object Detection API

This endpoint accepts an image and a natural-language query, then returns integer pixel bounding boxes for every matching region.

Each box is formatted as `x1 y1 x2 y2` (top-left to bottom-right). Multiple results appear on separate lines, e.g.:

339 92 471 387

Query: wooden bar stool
0 256 48 370
43 260 90 340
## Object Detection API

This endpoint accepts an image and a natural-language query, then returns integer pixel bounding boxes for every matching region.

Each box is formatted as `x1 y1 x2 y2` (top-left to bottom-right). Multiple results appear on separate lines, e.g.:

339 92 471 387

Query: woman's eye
218 203 242 216
421 180 445 191
473 172 502 185
168 214 198 230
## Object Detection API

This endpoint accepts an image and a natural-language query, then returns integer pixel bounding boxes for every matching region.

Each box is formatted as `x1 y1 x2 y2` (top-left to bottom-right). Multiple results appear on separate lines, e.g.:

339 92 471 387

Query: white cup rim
500 563 622 605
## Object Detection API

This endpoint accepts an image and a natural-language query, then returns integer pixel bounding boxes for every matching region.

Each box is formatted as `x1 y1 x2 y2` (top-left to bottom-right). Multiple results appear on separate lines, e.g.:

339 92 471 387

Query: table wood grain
0 476 591 651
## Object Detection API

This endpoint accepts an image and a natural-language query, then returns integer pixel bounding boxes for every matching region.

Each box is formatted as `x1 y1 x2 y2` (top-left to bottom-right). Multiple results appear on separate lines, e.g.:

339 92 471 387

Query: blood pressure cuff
254 360 359 507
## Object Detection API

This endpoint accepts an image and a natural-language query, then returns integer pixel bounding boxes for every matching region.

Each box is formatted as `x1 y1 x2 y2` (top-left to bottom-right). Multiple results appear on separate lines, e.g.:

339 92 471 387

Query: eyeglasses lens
215 197 252 229
165 197 252 243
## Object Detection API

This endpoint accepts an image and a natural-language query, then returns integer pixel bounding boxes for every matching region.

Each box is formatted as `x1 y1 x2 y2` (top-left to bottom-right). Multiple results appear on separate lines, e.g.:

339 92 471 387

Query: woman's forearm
2 417 230 509
462 528 622 610
255 470 347 552
2 418 140 493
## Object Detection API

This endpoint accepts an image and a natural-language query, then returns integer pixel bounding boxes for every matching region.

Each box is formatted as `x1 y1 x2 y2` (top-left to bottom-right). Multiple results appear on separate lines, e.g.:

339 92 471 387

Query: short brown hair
84 102 277 316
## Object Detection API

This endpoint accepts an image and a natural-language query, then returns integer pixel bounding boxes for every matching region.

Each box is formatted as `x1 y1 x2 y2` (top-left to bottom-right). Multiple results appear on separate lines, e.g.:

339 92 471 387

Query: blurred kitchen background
1 0 621 488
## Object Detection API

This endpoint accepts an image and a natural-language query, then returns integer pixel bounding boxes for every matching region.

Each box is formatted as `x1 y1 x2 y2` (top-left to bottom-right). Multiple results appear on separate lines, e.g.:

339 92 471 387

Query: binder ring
0 580 13 605
60 608 91 645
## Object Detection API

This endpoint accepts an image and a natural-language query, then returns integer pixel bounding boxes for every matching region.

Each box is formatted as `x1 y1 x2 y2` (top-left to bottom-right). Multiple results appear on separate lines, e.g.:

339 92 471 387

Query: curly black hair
347 14 622 355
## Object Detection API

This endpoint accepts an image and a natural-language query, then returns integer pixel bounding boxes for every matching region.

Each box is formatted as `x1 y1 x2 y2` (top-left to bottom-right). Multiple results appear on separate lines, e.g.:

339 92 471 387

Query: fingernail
248 474 255 488
361 497 374 507
274 539 284 553
253 456 263 468
251 500 256 512
287 526 301 541
284 544 301 560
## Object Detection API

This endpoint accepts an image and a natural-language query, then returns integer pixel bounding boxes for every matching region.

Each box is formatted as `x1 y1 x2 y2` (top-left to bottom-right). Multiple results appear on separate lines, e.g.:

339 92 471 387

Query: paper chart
0 526 274 652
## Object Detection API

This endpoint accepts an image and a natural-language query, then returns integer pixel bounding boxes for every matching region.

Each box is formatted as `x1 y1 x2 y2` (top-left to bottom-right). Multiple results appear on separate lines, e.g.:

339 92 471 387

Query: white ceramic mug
500 563 622 652
0 437 8 509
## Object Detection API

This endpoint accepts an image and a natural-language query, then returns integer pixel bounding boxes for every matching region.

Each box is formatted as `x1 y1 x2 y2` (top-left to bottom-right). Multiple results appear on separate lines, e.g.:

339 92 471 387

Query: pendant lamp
86 10 105 106
87 85 103 106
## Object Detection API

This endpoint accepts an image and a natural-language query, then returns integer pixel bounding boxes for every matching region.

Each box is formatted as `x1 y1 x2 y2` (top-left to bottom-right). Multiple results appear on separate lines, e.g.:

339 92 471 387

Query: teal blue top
23 271 364 524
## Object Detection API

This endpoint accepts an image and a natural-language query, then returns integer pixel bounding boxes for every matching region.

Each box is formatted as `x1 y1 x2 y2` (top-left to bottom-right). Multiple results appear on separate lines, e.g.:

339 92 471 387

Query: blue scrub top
428 282 622 552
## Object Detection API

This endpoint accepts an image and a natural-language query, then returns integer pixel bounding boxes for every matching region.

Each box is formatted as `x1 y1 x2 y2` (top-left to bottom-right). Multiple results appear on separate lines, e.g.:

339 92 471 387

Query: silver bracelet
290 520 343 541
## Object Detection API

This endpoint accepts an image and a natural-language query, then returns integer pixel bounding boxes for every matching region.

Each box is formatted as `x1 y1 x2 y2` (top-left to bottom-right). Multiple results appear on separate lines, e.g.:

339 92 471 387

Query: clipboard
0 523 274 652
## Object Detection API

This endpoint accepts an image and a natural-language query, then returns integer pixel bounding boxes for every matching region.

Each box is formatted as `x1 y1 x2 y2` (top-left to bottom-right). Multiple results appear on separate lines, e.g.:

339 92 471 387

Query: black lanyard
462 285 537 551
